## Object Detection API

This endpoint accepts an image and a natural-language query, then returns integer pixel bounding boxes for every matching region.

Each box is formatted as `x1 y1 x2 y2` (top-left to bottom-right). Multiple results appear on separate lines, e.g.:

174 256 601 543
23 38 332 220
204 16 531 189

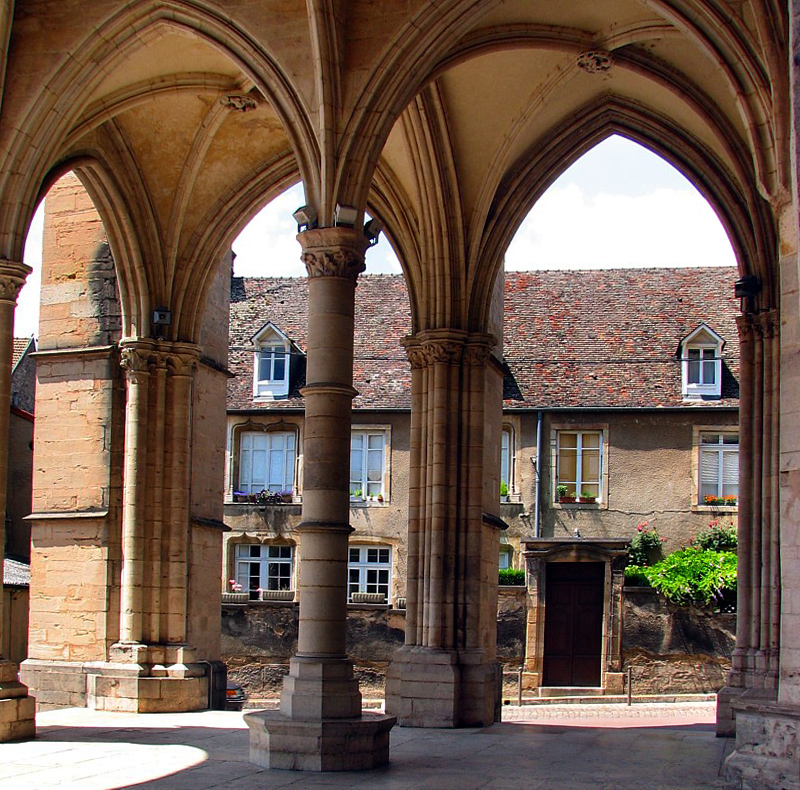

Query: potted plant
350 488 363 501
376 492 384 503
222 579 249 604
579 490 597 504
500 480 509 501
280 489 293 503
557 485 576 503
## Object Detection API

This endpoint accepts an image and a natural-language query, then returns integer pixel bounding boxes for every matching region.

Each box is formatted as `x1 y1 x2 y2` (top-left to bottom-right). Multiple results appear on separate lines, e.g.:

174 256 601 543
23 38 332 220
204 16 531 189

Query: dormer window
252 323 292 400
680 324 724 400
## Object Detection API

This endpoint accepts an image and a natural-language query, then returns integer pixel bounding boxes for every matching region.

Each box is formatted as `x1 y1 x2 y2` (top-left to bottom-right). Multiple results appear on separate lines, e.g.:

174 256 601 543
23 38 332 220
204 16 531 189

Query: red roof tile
228 267 740 411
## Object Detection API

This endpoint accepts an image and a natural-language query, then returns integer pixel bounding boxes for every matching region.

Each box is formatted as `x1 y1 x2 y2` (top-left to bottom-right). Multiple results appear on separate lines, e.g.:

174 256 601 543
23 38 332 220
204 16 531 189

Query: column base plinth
0 660 35 741
279 656 362 720
245 710 395 771
723 697 800 788
385 645 500 727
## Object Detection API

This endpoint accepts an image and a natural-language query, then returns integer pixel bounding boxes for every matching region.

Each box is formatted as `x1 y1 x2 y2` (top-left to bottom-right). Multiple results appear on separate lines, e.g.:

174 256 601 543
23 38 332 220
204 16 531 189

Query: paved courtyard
0 703 732 789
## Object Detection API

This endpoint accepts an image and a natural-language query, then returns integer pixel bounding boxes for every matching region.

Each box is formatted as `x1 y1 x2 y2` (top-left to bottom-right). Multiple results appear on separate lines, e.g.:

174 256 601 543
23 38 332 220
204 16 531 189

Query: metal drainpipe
534 410 543 538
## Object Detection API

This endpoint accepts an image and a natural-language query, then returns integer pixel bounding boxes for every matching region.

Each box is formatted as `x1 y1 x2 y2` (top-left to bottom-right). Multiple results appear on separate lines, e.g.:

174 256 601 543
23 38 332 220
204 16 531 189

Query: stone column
0 259 35 741
118 340 152 648
87 339 208 712
385 330 503 727
716 310 781 736
245 227 395 771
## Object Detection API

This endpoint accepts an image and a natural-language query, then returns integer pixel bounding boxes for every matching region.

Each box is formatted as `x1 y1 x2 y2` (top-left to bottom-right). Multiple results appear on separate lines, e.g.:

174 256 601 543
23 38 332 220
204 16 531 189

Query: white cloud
505 184 736 270
16 203 43 338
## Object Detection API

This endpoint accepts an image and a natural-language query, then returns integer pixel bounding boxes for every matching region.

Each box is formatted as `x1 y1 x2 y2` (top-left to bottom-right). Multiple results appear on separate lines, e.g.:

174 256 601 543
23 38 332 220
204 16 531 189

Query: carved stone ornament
119 343 154 382
420 338 463 366
0 259 31 304
577 50 614 74
163 342 201 378
463 342 493 367
301 249 367 280
756 310 779 340
298 226 369 281
220 94 258 112
401 337 427 370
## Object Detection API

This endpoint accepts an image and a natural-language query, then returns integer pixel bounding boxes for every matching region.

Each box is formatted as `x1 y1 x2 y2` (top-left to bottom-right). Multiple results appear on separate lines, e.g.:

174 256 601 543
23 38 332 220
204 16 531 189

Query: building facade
224 268 740 694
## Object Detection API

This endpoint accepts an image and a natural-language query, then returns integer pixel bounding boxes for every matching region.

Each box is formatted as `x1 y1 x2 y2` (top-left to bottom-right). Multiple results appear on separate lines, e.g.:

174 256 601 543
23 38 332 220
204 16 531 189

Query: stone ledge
244 710 395 771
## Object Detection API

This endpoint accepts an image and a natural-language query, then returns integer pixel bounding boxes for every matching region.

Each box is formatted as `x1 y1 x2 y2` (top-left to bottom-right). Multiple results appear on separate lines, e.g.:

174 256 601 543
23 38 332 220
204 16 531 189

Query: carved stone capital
577 50 614 74
736 313 756 343
463 333 497 366
755 309 779 340
420 339 463 366
401 337 426 369
0 259 32 304
298 227 368 281
162 341 201 378
119 340 155 382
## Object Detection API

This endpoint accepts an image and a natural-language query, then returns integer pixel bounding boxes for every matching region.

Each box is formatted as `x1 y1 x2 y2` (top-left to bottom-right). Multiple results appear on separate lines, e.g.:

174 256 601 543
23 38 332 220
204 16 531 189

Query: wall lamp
364 218 383 246
292 205 317 233
334 203 358 227
734 274 761 313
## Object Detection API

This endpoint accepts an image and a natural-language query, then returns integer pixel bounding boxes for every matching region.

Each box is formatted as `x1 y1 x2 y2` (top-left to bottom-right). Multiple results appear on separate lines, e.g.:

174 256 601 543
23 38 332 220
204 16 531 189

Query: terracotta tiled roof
503 267 740 408
228 275 412 410
228 267 740 412
12 337 33 370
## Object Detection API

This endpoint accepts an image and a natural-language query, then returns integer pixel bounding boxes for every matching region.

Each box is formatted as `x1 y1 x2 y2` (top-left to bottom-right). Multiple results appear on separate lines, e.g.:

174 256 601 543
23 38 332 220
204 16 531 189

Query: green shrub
691 519 737 552
500 480 509 497
624 565 650 587
499 568 525 586
627 521 665 567
643 547 737 607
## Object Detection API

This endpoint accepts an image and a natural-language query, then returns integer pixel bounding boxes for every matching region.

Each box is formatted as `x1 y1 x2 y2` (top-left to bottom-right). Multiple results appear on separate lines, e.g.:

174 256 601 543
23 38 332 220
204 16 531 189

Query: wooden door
542 562 604 687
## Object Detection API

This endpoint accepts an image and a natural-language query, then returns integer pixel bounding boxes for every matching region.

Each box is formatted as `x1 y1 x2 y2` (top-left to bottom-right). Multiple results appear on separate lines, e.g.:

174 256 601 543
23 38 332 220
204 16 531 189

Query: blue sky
17 135 735 337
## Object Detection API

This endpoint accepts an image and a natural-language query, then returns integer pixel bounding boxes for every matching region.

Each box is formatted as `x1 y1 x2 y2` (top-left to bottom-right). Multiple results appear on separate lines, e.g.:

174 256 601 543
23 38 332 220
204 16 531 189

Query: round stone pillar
245 226 395 771
0 259 35 741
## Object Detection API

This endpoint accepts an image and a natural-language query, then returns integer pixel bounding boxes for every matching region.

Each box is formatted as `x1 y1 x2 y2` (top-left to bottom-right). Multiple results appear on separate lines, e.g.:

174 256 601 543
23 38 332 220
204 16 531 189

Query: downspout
534 410 543 538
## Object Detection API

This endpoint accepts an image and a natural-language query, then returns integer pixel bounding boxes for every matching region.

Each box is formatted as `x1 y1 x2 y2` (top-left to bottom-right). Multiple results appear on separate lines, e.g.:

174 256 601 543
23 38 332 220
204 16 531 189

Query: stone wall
221 586 734 699
622 587 735 694
222 602 406 698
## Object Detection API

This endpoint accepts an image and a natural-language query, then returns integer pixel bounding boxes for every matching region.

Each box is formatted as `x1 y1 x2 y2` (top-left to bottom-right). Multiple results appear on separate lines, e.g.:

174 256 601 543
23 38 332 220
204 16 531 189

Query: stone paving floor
0 702 733 789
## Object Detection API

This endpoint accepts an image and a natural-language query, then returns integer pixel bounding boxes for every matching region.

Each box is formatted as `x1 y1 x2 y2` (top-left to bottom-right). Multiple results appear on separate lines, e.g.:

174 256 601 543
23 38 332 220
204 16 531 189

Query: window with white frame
238 431 296 495
499 547 512 570
557 430 602 501
252 324 291 399
350 430 386 500
681 325 724 399
348 545 391 601
236 544 294 597
699 432 739 505
500 427 512 500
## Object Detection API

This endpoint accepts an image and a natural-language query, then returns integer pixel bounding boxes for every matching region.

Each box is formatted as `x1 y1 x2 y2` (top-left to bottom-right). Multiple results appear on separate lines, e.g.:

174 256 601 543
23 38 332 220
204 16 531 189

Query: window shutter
722 450 739 494
700 449 719 488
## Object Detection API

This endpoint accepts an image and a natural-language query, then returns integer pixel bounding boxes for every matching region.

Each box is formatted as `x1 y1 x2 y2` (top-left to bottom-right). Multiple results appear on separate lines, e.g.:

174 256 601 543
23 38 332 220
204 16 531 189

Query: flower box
558 496 577 504
221 592 249 604
395 597 407 609
351 592 386 604
579 497 597 504
259 589 295 601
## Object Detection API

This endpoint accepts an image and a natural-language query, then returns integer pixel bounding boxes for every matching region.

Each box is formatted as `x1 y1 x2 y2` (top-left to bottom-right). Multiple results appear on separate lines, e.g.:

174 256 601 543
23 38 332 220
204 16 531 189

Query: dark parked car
225 680 247 711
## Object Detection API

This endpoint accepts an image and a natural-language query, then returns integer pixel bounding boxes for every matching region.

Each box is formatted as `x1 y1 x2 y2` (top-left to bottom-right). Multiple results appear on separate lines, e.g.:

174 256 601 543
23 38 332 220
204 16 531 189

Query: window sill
349 500 388 507
692 504 738 513
551 501 606 510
